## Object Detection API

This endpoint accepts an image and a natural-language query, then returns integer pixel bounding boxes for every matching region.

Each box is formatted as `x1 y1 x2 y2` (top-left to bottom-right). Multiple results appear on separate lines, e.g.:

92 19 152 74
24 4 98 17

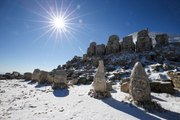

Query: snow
0 80 180 120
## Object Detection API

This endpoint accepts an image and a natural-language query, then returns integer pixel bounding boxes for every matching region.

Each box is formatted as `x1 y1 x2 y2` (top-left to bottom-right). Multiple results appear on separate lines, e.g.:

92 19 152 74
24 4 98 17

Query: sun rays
27 0 86 43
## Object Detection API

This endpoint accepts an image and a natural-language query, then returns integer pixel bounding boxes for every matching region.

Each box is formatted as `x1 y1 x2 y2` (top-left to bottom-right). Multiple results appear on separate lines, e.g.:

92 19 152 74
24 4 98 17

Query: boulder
168 71 180 89
96 44 106 56
129 62 151 102
39 71 48 84
136 29 152 52
47 74 54 83
106 35 120 54
52 69 68 89
150 81 174 94
87 42 96 56
106 81 112 91
121 82 129 93
78 75 87 84
155 34 169 46
32 69 41 82
151 64 163 72
121 36 135 52
24 72 32 81
89 60 111 98
92 60 107 92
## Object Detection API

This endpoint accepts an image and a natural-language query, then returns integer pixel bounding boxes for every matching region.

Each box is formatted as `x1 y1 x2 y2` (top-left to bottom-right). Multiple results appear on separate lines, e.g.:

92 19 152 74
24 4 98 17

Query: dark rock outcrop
96 44 106 56
136 29 152 52
121 36 135 52
106 35 120 54
87 42 96 57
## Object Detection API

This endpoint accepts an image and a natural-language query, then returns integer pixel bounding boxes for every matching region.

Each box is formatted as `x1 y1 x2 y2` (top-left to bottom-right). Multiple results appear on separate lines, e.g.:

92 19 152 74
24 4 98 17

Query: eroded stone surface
129 62 151 102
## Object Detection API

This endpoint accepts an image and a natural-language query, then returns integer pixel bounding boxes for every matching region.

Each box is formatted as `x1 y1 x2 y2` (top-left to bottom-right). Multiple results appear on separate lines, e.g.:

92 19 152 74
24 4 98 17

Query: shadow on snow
53 89 69 97
102 97 180 120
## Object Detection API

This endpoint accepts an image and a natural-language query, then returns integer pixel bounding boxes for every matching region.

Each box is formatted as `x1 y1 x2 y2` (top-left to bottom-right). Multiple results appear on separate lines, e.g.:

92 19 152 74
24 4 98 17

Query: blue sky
0 0 180 73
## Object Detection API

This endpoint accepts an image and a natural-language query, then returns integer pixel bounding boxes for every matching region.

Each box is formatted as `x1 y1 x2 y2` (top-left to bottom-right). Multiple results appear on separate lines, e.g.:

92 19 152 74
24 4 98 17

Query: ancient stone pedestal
52 70 68 89
88 60 111 99
129 62 151 102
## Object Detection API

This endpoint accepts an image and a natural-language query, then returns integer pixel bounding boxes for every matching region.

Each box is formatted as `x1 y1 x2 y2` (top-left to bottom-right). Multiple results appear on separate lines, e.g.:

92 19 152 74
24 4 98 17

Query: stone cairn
129 62 151 102
88 60 111 99
52 69 68 89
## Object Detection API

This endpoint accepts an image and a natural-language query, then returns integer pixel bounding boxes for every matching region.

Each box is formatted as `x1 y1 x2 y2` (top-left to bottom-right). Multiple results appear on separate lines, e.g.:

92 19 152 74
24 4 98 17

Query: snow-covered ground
0 80 180 120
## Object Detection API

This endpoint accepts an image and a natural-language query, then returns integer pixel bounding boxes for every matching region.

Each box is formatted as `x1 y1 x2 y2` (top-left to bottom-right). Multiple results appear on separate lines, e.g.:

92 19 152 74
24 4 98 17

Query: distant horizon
1 0 180 73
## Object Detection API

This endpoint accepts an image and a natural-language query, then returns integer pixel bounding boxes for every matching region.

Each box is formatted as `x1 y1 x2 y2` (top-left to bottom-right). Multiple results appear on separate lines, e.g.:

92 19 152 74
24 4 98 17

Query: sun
29 0 86 42
52 17 65 30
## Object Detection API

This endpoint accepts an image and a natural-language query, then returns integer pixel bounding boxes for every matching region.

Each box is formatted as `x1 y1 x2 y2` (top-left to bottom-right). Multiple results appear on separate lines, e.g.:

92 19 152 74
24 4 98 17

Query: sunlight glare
53 17 65 29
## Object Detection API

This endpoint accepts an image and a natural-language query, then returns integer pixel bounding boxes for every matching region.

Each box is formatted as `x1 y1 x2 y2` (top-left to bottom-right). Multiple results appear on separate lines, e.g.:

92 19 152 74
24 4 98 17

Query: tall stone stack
88 60 111 98
129 62 151 102
32 69 41 82
121 36 135 52
106 35 120 54
96 44 106 56
52 69 68 89
87 42 96 57
136 29 152 52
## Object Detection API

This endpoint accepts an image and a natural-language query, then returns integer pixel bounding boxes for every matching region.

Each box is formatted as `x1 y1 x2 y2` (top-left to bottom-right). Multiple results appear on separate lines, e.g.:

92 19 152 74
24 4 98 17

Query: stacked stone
87 42 96 57
136 29 152 52
106 35 121 54
96 44 106 56
121 36 135 52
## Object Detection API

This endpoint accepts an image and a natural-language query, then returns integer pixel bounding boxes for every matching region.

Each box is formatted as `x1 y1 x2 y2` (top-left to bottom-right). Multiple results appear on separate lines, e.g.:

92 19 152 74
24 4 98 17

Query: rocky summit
48 29 180 92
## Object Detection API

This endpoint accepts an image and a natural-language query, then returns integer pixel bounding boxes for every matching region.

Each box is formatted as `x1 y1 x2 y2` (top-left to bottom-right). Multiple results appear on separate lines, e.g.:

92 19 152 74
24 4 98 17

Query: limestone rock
32 69 40 82
89 60 111 98
129 62 151 102
87 42 96 56
136 29 152 52
121 36 135 52
168 71 180 89
106 35 120 54
92 60 107 92
106 81 112 91
121 82 129 93
52 69 67 89
150 81 174 94
96 44 106 56
24 72 32 81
